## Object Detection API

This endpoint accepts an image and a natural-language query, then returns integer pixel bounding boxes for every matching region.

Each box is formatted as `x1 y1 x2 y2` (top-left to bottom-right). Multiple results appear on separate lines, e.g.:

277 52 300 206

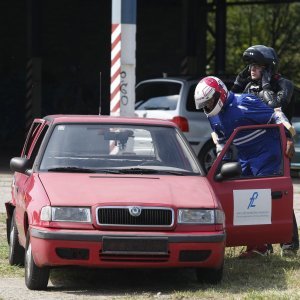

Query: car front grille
97 206 174 227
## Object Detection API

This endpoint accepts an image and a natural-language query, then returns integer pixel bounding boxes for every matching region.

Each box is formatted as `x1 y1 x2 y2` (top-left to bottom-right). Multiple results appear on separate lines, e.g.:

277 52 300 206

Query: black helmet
243 45 279 73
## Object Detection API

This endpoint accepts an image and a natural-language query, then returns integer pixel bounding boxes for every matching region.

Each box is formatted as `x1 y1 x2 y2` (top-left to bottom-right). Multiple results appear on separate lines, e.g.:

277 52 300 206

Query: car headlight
178 209 224 224
41 206 91 223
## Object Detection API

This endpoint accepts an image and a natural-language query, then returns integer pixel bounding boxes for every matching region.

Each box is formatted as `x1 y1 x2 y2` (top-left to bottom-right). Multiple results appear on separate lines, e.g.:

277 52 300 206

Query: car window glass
29 125 49 162
22 122 43 158
40 124 201 174
216 127 283 179
135 82 181 111
186 83 201 112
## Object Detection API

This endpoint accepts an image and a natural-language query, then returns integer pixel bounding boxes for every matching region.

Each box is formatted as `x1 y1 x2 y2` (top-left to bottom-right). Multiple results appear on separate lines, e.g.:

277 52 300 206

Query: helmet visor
203 93 220 113
250 63 265 70
195 99 208 110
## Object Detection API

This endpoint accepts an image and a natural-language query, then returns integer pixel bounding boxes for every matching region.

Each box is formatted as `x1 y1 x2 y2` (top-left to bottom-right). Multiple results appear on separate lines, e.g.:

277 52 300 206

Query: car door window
216 127 283 179
29 125 49 163
22 122 43 158
135 82 181 110
186 83 199 112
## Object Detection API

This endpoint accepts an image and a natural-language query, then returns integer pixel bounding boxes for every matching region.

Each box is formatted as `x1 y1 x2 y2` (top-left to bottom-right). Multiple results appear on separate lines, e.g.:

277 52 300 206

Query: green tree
226 2 300 85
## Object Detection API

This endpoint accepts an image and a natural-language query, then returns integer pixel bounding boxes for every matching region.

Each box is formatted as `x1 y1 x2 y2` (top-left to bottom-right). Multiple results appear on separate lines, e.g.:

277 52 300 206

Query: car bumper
30 227 225 269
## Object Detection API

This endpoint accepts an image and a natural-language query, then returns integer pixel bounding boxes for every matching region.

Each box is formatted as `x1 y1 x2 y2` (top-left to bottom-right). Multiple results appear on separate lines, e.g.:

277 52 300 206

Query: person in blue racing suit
194 76 295 258
208 97 283 177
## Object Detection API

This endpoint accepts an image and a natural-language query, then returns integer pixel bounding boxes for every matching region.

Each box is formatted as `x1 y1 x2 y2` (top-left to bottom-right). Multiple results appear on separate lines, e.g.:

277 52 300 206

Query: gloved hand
286 138 295 159
261 68 272 90
258 89 277 107
234 66 250 88
239 65 250 79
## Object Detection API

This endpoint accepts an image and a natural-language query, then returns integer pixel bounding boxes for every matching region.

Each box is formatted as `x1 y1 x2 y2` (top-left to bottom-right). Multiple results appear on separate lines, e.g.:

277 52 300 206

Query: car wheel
198 140 217 174
25 232 49 290
195 265 223 284
8 210 25 266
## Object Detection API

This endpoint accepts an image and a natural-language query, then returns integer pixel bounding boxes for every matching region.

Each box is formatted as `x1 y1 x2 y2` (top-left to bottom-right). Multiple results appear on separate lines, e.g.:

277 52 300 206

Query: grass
1 212 300 299
0 213 23 277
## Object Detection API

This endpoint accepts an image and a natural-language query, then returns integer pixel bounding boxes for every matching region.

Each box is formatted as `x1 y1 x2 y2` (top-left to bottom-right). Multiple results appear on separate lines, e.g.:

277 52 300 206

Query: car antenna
99 71 102 115
162 72 168 78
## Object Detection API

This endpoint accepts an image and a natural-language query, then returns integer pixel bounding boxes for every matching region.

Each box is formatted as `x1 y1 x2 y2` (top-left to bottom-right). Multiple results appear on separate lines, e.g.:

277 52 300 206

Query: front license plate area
102 236 168 255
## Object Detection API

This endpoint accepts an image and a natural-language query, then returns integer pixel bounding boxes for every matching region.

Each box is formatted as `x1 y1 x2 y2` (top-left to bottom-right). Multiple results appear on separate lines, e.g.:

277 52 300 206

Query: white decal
233 189 271 225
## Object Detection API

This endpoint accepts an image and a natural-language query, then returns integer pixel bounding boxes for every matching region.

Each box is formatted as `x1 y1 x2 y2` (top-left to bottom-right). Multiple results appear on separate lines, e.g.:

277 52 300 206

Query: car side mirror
10 157 32 175
215 162 242 181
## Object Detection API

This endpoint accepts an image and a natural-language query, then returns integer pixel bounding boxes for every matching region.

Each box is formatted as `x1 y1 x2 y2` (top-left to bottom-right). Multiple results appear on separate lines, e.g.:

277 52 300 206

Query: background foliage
207 1 300 85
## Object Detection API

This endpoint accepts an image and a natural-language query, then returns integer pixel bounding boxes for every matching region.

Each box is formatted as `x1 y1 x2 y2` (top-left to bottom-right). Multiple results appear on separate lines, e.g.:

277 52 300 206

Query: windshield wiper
117 168 160 174
47 167 96 173
97 169 124 174
119 168 191 175
158 170 187 176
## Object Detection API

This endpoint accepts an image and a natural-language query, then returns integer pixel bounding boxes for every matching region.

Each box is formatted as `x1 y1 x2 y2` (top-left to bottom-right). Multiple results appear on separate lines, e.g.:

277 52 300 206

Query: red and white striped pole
110 0 136 116
110 22 121 115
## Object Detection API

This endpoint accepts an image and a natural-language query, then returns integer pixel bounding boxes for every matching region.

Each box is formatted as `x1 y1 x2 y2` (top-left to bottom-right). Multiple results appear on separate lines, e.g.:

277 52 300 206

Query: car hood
38 173 217 208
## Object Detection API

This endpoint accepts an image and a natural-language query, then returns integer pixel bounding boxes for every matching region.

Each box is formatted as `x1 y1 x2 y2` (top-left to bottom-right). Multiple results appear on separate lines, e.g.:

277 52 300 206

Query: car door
14 119 47 245
207 124 293 247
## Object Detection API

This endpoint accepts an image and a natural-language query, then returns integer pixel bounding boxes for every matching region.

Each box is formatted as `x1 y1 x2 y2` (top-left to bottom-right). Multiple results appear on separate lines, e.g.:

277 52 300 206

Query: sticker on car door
233 189 271 226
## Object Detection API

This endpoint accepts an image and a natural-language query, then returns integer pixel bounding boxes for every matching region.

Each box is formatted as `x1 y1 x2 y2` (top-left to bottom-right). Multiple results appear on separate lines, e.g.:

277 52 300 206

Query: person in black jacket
232 45 298 257
232 45 295 121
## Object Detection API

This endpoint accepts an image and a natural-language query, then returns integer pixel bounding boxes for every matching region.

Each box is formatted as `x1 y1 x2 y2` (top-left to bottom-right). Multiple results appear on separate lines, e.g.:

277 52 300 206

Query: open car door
207 124 293 246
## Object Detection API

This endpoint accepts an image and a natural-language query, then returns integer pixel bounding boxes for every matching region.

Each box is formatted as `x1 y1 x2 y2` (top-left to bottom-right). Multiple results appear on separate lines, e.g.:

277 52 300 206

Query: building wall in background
0 0 193 153
0 0 26 153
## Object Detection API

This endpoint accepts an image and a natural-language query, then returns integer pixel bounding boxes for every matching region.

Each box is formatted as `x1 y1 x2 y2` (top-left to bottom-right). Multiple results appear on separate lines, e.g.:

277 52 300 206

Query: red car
5 115 293 290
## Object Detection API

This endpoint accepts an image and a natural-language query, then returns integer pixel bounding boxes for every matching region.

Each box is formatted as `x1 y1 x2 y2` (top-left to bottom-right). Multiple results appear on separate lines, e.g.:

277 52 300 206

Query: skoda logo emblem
129 206 142 217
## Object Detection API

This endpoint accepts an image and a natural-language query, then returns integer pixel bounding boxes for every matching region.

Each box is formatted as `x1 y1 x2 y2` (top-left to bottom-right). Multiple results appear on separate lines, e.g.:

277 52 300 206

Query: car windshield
39 123 202 175
135 81 181 110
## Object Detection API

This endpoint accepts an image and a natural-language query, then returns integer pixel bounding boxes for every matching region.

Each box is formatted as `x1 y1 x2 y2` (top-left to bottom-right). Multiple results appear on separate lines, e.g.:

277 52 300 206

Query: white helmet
194 76 228 117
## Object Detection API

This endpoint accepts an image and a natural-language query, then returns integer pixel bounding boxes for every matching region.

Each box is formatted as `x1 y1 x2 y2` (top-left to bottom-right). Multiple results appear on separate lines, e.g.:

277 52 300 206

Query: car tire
25 232 50 290
195 265 223 284
8 210 25 266
198 139 217 174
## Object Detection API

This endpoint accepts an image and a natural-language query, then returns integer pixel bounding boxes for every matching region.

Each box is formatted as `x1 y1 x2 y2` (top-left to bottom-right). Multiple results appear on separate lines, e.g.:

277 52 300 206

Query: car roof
138 76 199 84
43 114 176 127
138 74 235 84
